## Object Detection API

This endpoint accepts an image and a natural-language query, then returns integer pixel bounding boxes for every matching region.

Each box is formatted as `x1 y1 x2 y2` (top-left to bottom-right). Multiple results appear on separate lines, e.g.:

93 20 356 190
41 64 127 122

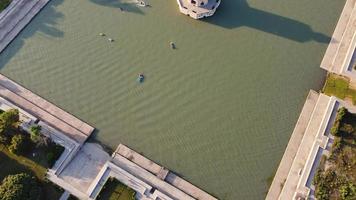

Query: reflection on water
0 0 346 199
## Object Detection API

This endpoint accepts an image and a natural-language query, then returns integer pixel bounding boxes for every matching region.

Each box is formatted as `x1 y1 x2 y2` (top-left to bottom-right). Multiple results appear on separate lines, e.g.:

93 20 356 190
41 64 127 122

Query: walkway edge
266 90 319 200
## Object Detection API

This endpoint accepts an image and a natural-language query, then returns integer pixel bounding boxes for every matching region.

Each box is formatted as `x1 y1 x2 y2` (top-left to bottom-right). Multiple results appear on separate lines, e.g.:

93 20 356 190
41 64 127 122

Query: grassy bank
313 107 356 200
323 73 356 104
0 0 11 11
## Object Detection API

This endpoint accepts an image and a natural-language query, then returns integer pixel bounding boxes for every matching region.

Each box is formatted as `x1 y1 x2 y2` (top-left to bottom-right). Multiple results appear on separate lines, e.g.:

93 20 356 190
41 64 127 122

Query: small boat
170 42 176 49
108 38 114 42
137 0 147 7
138 74 145 83
99 33 105 36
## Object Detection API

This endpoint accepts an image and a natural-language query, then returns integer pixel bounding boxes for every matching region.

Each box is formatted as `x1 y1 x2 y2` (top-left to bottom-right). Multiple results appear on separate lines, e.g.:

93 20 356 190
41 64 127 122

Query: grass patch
0 144 63 199
0 0 10 11
313 108 356 200
323 73 350 99
97 178 136 200
323 73 356 105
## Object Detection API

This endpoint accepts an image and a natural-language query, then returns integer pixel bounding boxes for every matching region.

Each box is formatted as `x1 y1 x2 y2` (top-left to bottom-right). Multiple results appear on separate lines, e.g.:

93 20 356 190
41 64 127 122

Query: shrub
313 168 323 186
8 134 26 155
30 125 41 144
0 173 41 200
337 107 347 121
331 120 341 136
339 182 356 200
315 181 330 200
331 107 349 136
340 123 354 134
0 134 9 145
332 137 342 154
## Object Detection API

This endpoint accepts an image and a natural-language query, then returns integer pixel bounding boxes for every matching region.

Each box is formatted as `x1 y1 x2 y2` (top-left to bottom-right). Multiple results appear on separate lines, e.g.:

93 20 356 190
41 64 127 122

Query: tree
0 173 41 200
8 134 25 155
0 109 19 135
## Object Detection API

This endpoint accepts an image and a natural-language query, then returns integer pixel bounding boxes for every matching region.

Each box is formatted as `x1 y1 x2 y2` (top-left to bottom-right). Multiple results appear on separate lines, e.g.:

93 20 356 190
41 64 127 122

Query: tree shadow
0 0 65 69
88 0 145 15
203 0 331 43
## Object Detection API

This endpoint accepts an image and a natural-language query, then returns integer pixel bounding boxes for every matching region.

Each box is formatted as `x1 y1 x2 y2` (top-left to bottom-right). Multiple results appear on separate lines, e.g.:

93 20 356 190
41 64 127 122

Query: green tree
0 173 41 200
8 134 25 155
0 109 19 135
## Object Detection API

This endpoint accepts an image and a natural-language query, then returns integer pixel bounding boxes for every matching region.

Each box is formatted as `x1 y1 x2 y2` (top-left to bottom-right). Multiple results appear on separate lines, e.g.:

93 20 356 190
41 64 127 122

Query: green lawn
0 0 10 11
97 178 136 200
322 73 356 104
323 73 350 99
0 144 63 200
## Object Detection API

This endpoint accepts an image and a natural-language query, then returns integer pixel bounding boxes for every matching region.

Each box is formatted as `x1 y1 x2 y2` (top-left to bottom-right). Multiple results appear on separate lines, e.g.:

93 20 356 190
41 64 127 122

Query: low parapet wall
0 74 94 136
266 91 319 200
0 0 51 53
0 74 93 144
320 0 356 74
116 144 217 200
267 93 339 200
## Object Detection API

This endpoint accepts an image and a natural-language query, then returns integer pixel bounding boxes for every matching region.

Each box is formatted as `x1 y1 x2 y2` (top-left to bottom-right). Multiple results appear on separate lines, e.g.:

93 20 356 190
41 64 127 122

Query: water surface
0 0 345 199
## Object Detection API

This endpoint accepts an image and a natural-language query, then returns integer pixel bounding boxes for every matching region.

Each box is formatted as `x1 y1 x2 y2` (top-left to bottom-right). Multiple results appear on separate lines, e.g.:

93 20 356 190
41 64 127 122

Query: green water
0 0 345 199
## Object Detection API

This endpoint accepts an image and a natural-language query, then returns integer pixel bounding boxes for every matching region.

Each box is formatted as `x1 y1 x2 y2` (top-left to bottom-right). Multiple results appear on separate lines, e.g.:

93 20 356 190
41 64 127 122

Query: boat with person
138 73 145 83
137 0 148 7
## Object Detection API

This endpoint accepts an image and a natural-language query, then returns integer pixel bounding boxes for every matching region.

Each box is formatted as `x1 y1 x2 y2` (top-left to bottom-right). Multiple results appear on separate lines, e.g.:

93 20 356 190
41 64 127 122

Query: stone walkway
0 0 51 53
0 74 93 144
266 91 319 200
116 144 217 200
321 0 356 75
266 93 337 199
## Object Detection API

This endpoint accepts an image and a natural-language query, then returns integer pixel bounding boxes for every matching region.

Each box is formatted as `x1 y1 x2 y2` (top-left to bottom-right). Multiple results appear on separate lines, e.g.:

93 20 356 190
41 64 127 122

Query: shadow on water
87 129 115 154
89 0 145 15
204 0 330 43
0 0 65 69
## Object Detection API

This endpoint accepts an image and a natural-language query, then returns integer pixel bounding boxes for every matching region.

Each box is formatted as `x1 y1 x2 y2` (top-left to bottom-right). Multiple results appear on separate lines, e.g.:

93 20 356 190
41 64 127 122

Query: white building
176 0 221 19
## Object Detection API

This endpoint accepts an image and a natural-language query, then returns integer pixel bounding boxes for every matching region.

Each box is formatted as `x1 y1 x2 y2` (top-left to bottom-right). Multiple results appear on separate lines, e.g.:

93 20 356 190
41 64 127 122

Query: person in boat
170 42 176 49
138 74 145 83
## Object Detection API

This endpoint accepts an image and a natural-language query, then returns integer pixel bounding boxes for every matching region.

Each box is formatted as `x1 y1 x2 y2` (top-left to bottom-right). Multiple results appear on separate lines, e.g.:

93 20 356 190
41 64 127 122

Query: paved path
266 91 319 200
0 0 52 53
